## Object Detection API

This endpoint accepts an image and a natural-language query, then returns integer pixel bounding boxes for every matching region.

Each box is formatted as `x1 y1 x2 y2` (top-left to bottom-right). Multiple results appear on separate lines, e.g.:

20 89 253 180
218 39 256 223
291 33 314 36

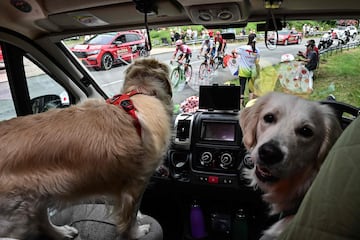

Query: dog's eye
297 126 314 138
263 114 275 123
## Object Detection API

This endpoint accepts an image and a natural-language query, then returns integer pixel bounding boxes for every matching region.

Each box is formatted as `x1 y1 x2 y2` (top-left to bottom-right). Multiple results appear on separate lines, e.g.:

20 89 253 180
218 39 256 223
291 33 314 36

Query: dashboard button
208 176 219 184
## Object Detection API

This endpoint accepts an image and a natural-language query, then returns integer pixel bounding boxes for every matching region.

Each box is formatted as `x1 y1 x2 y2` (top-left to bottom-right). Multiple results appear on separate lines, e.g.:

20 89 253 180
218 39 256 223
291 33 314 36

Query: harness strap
106 90 142 137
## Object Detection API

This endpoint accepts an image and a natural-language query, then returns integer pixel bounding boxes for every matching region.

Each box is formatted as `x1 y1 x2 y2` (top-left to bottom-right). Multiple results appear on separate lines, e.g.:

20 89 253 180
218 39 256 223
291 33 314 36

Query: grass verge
227 47 360 107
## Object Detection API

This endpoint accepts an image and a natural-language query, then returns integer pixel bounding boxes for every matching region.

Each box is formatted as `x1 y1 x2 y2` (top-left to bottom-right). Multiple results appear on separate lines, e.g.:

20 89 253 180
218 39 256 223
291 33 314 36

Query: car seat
51 203 163 240
278 114 360 239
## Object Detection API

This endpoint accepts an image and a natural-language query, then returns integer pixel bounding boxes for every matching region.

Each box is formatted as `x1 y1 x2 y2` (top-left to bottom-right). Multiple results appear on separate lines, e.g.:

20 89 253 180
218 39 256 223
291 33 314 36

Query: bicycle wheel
209 59 215 73
215 56 224 70
198 63 209 81
170 68 181 90
139 48 149 57
185 65 192 82
220 57 226 68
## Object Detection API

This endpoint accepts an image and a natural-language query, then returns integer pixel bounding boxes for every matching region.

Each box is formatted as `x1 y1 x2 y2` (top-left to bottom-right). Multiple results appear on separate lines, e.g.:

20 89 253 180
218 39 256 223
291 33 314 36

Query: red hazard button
208 176 219 184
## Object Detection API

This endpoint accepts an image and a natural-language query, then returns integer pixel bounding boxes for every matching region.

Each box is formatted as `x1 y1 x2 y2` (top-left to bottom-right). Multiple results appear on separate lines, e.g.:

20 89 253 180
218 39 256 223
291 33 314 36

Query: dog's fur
0 58 173 239
239 92 342 240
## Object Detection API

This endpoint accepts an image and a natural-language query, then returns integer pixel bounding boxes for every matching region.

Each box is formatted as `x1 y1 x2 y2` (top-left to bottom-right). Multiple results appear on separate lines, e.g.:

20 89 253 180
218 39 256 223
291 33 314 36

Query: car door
0 41 72 120
289 31 297 43
113 34 133 62
125 33 142 52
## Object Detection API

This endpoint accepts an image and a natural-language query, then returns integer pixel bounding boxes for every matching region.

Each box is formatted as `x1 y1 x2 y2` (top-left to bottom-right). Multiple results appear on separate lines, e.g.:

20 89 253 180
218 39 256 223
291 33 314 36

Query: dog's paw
131 224 151 239
54 225 79 239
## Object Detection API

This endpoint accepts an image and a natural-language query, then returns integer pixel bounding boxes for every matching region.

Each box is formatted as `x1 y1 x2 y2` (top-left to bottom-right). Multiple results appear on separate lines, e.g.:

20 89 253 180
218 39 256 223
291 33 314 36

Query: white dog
239 92 343 239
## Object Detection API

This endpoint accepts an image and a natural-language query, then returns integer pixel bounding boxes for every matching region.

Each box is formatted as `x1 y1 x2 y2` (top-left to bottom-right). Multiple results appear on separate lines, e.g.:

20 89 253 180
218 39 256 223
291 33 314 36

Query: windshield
62 21 360 114
84 33 116 45
278 30 290 34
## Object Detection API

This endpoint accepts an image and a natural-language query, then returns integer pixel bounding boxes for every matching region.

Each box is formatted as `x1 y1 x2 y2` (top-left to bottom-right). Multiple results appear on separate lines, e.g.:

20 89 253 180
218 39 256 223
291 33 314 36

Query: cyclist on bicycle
198 35 215 62
170 39 192 65
214 31 227 56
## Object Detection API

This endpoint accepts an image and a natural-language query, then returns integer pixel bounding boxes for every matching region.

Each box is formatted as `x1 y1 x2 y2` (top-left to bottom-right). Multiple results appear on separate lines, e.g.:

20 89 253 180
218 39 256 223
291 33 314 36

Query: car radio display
201 122 236 142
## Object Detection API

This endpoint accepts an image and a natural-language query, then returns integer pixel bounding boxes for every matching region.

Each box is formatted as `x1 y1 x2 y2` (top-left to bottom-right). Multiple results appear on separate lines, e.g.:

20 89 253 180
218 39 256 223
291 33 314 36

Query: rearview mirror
257 18 283 31
221 32 236 40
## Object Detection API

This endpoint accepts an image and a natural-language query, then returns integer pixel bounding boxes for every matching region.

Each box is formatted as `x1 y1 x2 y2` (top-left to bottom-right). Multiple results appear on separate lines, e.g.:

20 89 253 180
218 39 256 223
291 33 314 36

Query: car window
0 41 69 120
85 34 114 45
116 35 126 43
0 70 16 121
126 34 140 42
24 57 68 101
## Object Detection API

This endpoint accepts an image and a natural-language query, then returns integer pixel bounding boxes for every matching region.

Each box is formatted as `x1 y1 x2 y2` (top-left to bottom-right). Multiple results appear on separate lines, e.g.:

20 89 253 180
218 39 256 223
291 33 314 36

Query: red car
0 46 4 69
269 29 303 45
71 31 146 70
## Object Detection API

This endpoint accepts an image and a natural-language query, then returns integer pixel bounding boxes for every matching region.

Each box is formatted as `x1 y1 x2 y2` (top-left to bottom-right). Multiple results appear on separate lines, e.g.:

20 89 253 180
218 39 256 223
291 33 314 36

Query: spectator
192 29 198 42
186 27 192 40
297 39 319 88
170 30 175 45
298 39 319 58
231 33 260 106
174 31 180 41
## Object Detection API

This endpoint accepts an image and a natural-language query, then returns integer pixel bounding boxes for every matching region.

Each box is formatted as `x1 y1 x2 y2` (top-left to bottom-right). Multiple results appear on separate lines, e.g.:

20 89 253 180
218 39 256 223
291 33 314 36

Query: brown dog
239 92 342 240
0 58 173 239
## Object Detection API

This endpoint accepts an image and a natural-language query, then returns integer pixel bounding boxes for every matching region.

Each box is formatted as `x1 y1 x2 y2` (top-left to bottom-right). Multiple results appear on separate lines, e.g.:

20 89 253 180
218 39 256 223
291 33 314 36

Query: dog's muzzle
258 141 284 165
255 165 279 183
255 141 284 182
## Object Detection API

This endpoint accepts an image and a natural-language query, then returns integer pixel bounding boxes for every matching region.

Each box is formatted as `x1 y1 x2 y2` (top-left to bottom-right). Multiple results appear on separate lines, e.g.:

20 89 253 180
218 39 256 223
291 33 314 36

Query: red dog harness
106 90 142 137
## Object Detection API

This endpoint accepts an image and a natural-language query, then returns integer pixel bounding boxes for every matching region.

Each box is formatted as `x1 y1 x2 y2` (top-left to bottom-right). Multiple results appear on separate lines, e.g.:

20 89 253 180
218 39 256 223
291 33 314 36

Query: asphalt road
91 41 307 104
0 39 313 112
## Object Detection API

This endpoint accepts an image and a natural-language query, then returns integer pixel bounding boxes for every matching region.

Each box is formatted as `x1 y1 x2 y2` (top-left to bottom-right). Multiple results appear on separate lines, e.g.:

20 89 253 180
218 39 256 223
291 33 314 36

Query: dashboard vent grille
176 120 191 141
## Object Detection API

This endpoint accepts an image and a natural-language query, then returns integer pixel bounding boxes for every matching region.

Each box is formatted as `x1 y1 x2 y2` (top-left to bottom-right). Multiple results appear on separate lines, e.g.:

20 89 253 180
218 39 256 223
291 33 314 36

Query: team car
71 31 146 70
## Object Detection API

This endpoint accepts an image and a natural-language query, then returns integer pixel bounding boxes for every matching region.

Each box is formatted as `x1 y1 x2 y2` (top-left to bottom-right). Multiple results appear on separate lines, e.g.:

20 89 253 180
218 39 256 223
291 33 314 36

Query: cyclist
198 35 215 62
214 31 227 56
170 39 192 66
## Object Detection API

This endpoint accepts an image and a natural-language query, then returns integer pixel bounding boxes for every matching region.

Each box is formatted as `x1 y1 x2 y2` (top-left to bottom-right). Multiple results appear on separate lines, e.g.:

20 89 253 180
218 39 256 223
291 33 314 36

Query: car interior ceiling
1 0 360 40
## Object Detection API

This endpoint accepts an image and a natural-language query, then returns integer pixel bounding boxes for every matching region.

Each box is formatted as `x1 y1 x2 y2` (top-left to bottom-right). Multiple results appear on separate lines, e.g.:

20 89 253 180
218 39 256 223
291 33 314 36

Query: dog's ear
239 103 260 150
315 104 343 169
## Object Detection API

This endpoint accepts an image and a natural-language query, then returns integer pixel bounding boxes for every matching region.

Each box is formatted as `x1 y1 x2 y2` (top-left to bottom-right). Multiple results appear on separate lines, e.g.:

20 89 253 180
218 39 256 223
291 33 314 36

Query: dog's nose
258 141 283 165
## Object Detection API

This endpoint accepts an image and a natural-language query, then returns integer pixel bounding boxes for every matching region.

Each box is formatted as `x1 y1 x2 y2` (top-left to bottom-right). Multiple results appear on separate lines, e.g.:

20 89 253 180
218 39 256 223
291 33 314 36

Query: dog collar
106 90 142 137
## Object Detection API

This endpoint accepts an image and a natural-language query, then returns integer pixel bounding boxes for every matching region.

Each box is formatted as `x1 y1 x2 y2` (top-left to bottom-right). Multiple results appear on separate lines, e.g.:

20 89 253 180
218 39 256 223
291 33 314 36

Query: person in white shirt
198 35 215 61
231 33 260 106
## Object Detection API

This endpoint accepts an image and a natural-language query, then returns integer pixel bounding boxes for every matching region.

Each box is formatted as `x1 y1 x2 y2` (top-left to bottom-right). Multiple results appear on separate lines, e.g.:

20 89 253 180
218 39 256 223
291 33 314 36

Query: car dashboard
142 85 269 240
142 85 360 240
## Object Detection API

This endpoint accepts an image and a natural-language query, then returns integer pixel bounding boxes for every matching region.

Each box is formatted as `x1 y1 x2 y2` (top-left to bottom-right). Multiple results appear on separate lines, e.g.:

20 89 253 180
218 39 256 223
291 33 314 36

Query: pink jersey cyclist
171 39 192 64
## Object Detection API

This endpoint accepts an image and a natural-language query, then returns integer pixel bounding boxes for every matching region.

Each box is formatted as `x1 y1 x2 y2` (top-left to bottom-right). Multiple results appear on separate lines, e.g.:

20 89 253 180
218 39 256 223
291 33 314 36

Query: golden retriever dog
0 58 173 240
239 92 342 240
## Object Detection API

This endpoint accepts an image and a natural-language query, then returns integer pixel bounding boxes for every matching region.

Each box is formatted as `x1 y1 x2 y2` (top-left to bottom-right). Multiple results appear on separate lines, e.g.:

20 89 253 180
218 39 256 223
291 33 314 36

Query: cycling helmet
175 39 183 46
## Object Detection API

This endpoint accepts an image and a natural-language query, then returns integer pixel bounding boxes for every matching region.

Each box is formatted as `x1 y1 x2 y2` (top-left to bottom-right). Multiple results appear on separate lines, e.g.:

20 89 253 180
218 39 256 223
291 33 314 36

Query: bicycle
139 47 149 57
170 60 193 91
214 52 226 70
198 53 215 81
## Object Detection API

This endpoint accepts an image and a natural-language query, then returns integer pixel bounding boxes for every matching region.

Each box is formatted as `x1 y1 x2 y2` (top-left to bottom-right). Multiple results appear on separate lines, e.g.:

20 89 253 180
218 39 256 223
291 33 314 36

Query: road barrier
319 40 360 58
